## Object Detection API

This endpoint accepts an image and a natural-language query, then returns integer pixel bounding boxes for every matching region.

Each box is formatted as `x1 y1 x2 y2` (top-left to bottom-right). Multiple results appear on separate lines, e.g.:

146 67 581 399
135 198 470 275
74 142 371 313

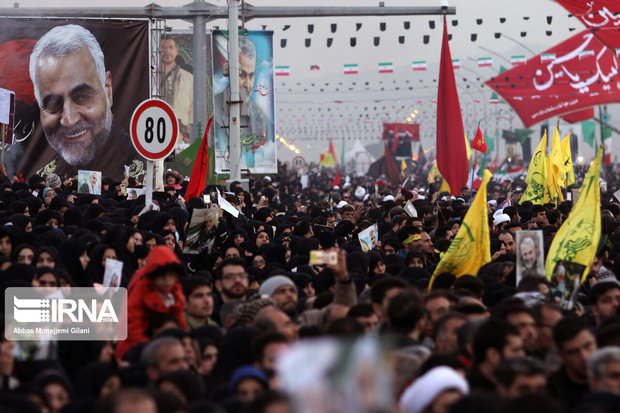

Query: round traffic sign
292 156 306 170
130 99 178 161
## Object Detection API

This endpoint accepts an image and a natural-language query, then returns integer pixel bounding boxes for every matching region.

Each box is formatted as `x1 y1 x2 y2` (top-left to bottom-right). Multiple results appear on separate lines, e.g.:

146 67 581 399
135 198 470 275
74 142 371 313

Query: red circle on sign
130 99 178 161
292 156 305 169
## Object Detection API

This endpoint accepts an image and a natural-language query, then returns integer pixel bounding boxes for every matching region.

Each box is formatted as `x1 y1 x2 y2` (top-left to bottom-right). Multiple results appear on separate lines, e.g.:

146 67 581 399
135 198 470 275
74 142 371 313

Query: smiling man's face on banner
34 46 113 167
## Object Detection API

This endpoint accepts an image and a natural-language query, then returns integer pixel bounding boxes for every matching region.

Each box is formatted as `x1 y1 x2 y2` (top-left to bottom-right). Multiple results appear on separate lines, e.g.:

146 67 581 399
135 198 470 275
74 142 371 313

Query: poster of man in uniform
515 230 545 285
212 30 276 174
0 19 150 180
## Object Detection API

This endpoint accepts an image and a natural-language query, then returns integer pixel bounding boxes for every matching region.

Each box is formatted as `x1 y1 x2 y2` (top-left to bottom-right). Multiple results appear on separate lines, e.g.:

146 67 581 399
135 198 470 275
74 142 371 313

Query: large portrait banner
212 30 276 174
0 18 150 180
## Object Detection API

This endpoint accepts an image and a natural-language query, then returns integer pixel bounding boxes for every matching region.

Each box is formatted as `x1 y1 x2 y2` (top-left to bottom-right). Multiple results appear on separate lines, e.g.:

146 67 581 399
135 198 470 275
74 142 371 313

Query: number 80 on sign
130 99 178 161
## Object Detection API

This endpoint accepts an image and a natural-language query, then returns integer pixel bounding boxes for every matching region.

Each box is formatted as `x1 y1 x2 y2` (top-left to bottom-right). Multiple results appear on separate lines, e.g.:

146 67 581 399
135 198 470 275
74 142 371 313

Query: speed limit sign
292 156 306 170
130 99 178 161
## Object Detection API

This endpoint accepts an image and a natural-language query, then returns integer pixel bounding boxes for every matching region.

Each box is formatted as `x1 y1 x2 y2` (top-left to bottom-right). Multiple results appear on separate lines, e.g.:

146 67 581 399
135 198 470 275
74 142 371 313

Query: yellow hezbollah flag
545 126 564 204
430 169 493 289
525 131 547 184
544 146 602 282
521 131 548 205
428 161 440 183
319 153 335 166
401 158 407 176
561 133 576 186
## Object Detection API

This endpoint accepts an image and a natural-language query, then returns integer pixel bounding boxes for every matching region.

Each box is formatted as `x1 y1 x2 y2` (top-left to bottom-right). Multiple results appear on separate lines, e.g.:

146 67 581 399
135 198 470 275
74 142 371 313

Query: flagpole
598 106 607 180
469 159 476 203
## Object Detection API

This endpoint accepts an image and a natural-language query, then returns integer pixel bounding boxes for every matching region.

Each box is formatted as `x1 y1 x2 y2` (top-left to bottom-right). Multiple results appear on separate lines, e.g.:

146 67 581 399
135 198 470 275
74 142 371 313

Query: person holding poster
78 170 101 194
516 230 545 285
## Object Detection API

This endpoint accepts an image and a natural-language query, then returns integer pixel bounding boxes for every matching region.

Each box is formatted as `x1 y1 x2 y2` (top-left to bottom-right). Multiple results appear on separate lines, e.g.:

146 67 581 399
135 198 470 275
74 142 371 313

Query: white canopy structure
344 139 376 176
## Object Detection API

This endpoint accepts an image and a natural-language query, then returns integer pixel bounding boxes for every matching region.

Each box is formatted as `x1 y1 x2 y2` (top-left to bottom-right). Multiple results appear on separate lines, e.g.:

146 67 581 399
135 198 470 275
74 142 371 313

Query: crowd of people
0 160 619 413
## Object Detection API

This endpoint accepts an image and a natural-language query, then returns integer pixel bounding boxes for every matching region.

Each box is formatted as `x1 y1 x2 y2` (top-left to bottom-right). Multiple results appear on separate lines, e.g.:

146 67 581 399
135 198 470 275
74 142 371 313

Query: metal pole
145 160 153 205
0 5 455 19
598 106 607 178
228 0 242 181
192 8 207 143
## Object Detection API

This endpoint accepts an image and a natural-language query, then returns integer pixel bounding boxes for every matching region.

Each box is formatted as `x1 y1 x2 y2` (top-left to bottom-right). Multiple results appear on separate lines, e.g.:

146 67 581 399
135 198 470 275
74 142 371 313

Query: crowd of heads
0 160 619 413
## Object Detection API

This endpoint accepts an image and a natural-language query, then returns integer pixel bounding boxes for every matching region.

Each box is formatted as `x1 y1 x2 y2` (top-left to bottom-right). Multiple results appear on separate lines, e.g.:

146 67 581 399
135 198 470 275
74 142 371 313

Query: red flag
485 31 620 127
332 172 340 187
555 0 620 52
329 139 338 167
436 16 468 196
471 125 487 153
384 143 403 185
184 118 213 200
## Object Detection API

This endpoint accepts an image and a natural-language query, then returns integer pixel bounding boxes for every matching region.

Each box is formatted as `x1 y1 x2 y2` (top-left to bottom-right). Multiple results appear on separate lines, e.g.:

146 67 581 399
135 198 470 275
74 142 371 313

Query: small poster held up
127 188 146 200
102 258 123 293
183 207 220 254
404 200 418 218
358 223 378 252
78 170 102 195
550 261 586 310
516 230 545 286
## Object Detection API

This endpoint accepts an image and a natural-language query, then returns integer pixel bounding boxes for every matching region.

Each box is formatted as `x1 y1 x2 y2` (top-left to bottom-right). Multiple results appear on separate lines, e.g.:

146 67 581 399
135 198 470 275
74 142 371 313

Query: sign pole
228 0 242 182
145 160 153 206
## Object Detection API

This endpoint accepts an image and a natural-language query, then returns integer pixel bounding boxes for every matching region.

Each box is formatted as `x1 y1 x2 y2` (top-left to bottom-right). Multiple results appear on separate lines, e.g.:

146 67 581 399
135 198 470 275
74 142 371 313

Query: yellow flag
525 131 547 184
430 170 493 289
428 161 440 184
521 132 548 205
464 134 472 160
320 153 335 166
561 133 576 186
544 156 563 205
549 127 564 184
439 178 451 193
401 159 407 176
544 146 602 282
545 127 565 204
544 128 564 205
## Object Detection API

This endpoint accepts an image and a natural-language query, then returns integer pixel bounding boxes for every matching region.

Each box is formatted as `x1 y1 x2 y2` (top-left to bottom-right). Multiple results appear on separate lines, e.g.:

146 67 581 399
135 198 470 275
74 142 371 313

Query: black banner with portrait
0 18 149 180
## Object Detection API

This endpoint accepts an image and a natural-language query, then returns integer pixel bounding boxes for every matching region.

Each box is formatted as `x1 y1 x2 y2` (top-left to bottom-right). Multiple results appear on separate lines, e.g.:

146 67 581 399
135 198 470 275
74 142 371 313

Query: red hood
128 246 181 293
144 245 181 274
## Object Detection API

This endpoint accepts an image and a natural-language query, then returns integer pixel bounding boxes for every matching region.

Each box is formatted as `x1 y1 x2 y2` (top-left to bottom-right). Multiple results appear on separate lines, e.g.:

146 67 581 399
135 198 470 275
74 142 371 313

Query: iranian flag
494 165 525 182
541 53 556 62
343 64 359 75
489 92 499 104
452 59 461 69
605 139 612 165
412 61 427 71
310 64 322 71
378 62 394 73
477 57 493 67
511 55 526 66
275 66 290 76
579 50 595 59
